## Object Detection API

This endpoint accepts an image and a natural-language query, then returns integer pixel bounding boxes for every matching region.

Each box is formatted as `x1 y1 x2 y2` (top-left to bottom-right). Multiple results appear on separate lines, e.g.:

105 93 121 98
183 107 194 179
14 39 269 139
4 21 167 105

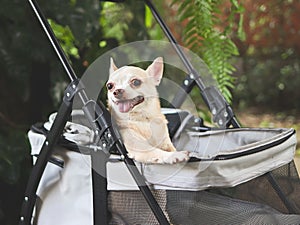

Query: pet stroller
20 0 300 224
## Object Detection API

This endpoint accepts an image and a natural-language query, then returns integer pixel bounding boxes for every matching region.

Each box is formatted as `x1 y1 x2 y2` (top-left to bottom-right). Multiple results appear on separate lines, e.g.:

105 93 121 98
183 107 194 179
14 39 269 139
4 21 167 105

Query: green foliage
48 19 79 59
99 2 128 43
99 0 153 43
173 0 244 102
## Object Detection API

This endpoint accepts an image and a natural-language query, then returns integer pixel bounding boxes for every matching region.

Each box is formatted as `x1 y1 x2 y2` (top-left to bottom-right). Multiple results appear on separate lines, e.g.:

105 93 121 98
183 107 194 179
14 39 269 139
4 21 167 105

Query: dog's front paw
164 151 190 164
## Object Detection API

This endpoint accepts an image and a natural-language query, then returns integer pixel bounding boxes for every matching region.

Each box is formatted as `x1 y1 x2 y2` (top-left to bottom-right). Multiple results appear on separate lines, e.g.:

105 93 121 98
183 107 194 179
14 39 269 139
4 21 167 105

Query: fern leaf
173 0 244 103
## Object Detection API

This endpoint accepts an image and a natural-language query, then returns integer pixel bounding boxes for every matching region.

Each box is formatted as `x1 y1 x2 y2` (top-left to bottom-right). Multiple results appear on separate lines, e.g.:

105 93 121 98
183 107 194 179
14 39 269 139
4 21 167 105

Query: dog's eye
131 79 142 87
106 82 114 90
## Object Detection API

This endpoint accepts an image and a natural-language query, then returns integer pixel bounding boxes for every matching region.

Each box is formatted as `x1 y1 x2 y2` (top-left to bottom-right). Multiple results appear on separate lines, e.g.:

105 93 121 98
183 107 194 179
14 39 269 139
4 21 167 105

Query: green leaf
145 6 152 28
173 0 244 104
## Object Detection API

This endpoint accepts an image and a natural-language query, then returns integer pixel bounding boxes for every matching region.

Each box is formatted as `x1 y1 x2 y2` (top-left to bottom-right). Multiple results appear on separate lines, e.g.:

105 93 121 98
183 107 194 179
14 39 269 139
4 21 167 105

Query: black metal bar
144 0 205 89
144 0 240 128
170 76 196 109
91 150 110 225
28 0 77 82
28 0 91 106
19 82 74 225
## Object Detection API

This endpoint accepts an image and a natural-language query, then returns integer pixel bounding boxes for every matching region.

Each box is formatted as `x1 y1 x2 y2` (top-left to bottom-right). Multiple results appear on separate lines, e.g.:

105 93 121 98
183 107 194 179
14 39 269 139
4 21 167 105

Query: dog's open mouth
113 96 144 113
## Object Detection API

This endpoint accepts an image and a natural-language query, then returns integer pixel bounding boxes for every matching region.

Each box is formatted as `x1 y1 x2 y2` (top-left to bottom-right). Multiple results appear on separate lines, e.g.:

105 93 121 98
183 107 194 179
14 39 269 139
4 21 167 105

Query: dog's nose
113 89 124 99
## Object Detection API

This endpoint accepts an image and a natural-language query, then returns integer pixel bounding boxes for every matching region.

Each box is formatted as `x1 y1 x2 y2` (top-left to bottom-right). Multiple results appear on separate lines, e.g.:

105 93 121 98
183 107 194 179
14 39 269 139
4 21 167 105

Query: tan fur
106 57 189 164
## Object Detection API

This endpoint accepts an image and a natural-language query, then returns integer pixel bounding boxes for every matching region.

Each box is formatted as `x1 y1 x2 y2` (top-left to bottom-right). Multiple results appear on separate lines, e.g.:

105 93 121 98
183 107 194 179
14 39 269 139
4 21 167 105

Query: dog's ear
146 57 163 86
109 57 118 75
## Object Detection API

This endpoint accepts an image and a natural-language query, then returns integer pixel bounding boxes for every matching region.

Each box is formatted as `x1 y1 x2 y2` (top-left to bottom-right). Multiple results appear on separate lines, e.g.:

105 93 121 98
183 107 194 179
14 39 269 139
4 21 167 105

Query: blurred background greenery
1 0 300 224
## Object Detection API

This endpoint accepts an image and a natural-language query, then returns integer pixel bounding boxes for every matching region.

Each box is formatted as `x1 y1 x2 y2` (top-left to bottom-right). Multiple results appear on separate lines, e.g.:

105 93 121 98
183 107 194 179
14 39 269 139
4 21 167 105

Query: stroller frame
19 0 297 224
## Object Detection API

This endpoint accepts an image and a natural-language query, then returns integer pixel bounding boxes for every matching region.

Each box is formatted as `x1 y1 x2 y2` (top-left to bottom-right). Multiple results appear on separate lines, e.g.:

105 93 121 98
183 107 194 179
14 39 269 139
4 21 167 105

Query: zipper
189 129 295 162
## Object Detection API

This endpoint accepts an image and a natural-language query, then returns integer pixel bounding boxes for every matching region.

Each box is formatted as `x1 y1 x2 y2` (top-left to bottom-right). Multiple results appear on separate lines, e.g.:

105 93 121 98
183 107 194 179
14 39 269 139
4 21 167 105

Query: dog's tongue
118 100 131 113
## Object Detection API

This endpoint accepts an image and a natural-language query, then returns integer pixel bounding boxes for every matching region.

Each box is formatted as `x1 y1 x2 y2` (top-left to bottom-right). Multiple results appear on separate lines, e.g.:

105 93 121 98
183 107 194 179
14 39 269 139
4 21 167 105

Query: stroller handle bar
29 0 240 128
28 0 77 82
144 0 240 128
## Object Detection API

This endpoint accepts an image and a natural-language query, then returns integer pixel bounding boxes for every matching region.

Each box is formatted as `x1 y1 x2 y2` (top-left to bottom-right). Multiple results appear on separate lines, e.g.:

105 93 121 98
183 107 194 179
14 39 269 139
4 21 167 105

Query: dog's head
106 57 163 114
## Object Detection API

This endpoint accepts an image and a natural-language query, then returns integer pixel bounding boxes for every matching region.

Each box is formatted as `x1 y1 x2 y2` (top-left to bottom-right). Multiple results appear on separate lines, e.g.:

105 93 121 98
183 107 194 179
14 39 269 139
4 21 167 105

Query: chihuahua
106 57 189 164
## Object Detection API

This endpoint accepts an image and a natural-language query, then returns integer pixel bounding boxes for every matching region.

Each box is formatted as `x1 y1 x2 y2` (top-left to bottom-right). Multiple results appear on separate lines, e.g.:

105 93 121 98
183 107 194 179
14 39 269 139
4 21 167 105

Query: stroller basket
29 110 297 191
27 109 300 224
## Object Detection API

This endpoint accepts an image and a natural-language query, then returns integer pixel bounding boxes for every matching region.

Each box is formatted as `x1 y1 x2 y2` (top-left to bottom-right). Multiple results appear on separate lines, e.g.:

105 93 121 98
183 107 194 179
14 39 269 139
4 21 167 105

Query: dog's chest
119 116 169 146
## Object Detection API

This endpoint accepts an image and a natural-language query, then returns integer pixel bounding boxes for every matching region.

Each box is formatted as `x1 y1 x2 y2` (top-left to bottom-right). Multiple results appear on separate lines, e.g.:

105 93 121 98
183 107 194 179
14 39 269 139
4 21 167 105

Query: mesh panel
108 190 169 225
166 190 300 225
211 162 300 214
108 163 300 224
